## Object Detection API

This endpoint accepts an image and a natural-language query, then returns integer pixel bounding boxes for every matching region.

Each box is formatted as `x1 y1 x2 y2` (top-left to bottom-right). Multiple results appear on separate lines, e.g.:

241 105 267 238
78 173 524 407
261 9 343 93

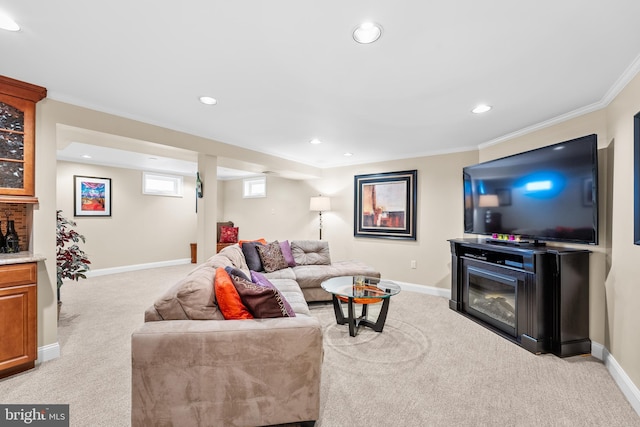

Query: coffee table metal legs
330 295 392 337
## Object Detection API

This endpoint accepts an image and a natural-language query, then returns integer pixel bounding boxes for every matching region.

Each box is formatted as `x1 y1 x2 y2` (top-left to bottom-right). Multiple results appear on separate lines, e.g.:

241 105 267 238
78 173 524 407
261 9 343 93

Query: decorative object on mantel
56 210 91 311
309 195 331 240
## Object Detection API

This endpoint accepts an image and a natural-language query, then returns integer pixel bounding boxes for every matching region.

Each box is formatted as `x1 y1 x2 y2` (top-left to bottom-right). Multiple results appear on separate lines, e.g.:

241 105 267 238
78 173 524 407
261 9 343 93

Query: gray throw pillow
241 241 264 271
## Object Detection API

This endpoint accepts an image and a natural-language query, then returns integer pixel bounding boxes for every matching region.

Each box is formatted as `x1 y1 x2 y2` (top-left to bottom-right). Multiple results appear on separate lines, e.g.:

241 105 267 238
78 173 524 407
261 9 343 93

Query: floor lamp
309 196 331 240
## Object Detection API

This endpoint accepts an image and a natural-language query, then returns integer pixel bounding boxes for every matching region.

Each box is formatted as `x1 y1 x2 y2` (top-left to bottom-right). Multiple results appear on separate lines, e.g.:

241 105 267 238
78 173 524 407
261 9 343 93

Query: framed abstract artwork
74 175 112 217
354 170 417 240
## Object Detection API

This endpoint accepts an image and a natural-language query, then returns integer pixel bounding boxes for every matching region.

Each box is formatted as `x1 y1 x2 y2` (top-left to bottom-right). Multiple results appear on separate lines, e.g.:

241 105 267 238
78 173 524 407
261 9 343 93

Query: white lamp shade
310 196 331 211
478 194 499 207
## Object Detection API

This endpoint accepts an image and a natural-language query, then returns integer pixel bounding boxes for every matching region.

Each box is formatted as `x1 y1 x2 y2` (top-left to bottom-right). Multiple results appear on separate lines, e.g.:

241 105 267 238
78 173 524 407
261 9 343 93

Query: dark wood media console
449 238 591 357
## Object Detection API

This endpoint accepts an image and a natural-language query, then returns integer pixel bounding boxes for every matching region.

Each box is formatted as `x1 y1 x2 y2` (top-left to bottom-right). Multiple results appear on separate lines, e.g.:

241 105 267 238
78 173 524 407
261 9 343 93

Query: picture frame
74 175 112 217
634 111 640 245
354 170 417 240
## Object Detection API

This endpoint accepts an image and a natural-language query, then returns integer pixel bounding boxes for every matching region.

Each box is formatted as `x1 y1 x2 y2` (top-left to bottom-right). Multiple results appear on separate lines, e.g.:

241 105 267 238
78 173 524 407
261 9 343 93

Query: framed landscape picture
74 175 112 217
354 170 417 240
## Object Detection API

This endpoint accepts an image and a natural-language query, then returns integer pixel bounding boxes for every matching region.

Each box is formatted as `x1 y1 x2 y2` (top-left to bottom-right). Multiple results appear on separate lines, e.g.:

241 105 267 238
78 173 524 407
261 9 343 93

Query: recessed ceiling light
81 154 92 159
309 138 322 145
353 22 382 44
0 10 20 32
343 152 353 157
472 104 492 114
199 96 217 105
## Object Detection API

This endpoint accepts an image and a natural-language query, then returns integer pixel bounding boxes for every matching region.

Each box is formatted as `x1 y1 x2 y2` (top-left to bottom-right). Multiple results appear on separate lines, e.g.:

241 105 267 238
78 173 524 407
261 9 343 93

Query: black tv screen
463 134 598 245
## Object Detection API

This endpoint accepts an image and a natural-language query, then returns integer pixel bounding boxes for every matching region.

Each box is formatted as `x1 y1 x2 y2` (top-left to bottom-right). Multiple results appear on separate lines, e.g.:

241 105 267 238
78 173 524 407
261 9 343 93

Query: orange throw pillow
214 268 253 320
238 238 267 247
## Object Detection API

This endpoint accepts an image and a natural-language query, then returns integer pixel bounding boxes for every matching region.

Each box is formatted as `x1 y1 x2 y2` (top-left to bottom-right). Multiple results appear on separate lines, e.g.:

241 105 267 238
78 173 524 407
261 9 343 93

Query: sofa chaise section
131 262 322 427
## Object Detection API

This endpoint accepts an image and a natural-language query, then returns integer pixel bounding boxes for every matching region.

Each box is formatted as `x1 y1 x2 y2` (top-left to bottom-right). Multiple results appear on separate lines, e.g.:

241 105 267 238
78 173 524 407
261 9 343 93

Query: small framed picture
74 175 112 217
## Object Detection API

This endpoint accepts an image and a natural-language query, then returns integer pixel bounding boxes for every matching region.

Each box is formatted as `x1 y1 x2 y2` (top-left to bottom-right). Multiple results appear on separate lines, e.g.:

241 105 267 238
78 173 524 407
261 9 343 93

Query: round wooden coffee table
321 276 401 337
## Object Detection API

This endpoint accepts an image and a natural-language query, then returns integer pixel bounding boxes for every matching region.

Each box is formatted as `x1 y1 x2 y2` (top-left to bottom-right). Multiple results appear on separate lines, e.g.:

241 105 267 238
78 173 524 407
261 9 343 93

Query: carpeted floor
0 264 638 426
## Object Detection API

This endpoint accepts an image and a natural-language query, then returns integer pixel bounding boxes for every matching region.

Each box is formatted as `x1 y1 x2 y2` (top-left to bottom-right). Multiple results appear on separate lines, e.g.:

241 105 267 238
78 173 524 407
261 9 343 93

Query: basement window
243 176 266 198
143 172 183 197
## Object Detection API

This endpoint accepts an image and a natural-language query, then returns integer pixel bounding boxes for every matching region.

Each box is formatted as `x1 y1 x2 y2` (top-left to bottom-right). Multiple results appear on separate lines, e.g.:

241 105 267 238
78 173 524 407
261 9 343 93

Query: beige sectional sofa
131 240 379 427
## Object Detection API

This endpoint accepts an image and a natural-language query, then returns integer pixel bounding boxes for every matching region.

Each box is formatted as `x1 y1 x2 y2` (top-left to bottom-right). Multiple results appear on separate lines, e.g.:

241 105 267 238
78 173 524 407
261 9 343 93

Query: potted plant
56 210 91 309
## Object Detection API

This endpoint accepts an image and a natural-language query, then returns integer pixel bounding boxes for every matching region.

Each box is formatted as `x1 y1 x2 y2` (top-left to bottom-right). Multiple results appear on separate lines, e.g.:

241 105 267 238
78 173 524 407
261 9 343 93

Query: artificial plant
56 210 91 301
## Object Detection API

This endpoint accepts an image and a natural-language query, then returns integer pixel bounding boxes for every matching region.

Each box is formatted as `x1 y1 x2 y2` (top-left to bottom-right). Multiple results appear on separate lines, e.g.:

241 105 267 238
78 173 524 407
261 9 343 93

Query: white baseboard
602 346 640 417
591 340 605 361
84 258 191 277
37 342 60 364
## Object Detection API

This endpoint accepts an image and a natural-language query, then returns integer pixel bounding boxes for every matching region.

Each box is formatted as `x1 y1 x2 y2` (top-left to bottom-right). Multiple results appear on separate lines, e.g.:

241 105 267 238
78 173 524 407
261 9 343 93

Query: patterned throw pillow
256 241 289 273
219 226 239 243
213 268 253 320
251 271 296 317
231 275 291 318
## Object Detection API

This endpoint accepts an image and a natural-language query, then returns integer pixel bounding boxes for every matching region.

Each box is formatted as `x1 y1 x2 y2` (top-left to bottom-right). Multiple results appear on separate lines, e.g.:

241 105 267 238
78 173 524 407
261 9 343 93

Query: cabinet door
0 94 35 196
0 263 37 376
0 284 37 373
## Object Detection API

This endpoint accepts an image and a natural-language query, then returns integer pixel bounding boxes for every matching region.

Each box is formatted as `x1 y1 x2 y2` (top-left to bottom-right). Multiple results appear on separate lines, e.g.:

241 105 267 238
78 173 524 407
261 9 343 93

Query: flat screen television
463 134 598 245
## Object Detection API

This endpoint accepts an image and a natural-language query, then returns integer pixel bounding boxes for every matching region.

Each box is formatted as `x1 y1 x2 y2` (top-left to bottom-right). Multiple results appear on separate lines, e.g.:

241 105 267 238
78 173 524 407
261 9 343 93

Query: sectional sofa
131 240 380 427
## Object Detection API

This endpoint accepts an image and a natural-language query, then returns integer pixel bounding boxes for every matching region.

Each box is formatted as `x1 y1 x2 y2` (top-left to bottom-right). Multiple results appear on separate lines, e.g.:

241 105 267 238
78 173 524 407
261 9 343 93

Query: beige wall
605 73 640 386
33 99 317 354
56 161 197 270
222 150 478 287
221 175 313 242
31 75 640 396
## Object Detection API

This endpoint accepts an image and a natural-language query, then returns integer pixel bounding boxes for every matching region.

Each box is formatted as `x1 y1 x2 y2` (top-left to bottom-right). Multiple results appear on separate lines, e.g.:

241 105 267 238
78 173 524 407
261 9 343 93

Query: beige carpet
0 264 638 427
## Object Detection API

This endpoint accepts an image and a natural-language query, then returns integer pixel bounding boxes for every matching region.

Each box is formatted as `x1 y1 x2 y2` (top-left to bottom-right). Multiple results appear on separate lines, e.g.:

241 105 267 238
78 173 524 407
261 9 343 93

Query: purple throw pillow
250 271 296 317
279 240 296 267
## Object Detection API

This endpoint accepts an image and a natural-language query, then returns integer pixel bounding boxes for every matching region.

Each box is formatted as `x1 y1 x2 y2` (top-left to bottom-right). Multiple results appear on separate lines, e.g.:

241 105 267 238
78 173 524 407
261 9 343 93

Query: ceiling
3 1 640 177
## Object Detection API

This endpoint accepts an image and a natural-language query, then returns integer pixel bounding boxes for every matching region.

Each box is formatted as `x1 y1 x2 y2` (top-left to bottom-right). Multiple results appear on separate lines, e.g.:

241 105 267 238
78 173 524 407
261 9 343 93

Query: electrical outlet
410 260 417 269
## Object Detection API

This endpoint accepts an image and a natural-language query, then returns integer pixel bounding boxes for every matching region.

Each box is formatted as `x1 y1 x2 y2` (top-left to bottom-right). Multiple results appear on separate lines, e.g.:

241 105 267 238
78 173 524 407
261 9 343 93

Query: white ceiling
3 1 640 174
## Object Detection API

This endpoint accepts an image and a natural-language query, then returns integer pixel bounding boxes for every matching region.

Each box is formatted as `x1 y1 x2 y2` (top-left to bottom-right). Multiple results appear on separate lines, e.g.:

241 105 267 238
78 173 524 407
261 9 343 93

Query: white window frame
243 176 266 198
142 172 183 197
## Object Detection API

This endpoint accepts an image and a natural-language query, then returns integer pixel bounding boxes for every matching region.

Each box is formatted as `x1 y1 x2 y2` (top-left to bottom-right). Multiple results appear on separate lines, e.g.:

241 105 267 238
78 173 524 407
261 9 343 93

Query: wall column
197 154 217 263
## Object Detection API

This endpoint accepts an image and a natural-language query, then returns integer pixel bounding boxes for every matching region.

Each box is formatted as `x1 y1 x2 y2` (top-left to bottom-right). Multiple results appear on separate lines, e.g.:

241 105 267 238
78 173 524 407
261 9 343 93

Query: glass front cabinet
0 76 47 198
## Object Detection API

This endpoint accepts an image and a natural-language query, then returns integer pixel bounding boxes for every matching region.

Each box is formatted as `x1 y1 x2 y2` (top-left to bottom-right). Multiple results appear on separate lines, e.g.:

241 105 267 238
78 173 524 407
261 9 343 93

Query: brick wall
0 203 29 251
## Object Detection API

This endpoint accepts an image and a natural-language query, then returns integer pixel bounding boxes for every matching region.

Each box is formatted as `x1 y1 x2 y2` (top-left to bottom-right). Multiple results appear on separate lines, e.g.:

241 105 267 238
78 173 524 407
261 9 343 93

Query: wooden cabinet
449 239 591 357
0 75 46 199
0 262 37 378
216 242 234 253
